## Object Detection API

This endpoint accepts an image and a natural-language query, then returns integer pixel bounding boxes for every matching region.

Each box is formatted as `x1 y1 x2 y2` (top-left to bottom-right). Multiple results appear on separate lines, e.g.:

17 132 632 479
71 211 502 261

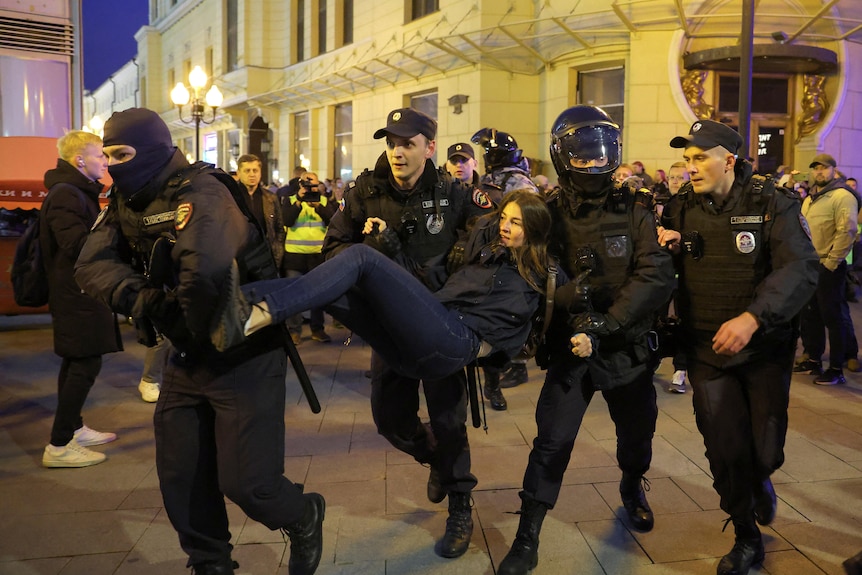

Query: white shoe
73 425 117 447
668 370 687 393
138 380 160 403
42 439 106 468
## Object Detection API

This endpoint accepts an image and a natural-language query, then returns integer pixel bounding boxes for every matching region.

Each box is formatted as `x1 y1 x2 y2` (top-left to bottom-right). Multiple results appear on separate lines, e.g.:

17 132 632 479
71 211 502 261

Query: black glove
374 227 402 258
132 288 194 348
571 312 621 337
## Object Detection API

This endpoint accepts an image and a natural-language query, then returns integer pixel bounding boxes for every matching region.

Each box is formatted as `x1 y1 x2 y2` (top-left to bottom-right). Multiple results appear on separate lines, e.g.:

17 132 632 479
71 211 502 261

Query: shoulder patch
472 189 493 209
175 202 193 230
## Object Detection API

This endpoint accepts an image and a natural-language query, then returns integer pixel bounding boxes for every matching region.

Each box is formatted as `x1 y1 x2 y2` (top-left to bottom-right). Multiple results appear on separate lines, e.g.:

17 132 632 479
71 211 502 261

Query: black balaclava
564 171 612 198
103 108 176 197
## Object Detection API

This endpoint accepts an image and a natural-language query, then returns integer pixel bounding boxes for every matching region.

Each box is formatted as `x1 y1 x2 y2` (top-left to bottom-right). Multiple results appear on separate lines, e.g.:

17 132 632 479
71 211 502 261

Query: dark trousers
369 351 477 494
522 361 657 508
283 253 326 334
800 263 850 368
155 346 306 566
688 343 793 520
50 355 102 446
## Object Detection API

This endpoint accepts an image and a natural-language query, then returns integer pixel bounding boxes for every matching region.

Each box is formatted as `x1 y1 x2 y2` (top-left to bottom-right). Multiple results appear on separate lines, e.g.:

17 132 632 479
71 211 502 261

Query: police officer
74 108 324 575
470 128 540 390
323 108 493 558
657 119 818 575
498 106 675 575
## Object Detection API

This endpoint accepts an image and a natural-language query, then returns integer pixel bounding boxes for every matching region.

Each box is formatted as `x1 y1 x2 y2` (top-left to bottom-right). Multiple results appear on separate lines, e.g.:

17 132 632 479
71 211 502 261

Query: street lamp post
170 65 223 161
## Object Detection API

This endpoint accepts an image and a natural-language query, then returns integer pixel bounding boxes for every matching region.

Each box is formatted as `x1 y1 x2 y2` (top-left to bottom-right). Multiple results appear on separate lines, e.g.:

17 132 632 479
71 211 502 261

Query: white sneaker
42 439 106 468
73 425 117 447
138 380 160 403
668 370 687 393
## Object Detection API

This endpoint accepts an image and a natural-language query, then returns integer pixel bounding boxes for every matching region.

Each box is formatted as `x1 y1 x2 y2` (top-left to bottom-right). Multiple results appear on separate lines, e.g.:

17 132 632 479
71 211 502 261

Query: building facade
83 0 862 185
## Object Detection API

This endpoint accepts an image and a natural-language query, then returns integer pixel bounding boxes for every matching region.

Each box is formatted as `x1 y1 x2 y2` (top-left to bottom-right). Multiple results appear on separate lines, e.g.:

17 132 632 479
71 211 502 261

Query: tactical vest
114 162 277 286
352 167 463 265
551 189 635 314
672 177 774 333
284 196 329 254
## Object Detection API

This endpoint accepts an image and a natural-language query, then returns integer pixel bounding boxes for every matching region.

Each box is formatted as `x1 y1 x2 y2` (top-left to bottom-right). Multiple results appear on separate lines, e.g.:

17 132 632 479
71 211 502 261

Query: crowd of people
28 104 862 575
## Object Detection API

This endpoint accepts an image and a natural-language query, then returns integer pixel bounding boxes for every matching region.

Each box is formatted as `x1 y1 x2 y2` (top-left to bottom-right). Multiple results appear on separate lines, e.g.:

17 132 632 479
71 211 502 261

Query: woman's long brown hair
497 189 552 294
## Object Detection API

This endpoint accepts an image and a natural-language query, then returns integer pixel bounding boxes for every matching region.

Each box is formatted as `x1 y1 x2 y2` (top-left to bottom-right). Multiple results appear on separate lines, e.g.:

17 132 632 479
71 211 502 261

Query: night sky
82 0 149 92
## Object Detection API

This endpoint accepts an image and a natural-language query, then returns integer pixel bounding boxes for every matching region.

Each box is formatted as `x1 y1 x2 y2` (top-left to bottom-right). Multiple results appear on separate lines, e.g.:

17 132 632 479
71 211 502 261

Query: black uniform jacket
661 163 819 367
547 184 675 389
323 152 493 292
41 160 122 358
75 151 278 362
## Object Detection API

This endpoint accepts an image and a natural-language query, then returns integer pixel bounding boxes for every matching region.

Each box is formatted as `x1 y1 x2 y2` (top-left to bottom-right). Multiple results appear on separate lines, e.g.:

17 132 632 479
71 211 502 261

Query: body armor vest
353 168 462 264
674 178 773 334
552 189 634 314
114 163 277 286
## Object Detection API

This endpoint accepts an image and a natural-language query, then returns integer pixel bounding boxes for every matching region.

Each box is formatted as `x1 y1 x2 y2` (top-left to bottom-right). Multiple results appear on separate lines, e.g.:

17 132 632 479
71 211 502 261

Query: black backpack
11 211 48 307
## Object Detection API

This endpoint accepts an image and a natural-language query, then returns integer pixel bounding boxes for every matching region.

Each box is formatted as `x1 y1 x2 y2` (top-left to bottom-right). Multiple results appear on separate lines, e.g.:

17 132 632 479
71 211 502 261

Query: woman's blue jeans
246 244 481 380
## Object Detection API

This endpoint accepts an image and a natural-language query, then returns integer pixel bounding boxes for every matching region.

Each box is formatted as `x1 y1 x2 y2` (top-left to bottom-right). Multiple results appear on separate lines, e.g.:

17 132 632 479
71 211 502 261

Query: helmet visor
553 124 621 174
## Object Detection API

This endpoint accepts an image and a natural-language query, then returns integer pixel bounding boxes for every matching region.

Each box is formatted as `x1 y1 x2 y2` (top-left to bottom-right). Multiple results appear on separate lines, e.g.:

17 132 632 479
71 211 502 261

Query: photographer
282 171 337 343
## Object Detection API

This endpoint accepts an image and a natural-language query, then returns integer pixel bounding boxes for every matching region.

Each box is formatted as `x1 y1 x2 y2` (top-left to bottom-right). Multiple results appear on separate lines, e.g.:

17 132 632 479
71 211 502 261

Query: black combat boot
844 549 862 575
499 362 528 388
717 518 764 575
282 493 326 575
753 477 777 526
483 369 508 411
498 492 549 575
437 491 473 558
620 472 654 531
190 559 238 575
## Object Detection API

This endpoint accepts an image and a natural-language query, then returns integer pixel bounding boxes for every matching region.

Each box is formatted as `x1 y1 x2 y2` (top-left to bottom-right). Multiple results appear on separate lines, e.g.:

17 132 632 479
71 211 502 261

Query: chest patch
426 214 444 234
175 203 193 230
422 199 450 209
730 215 763 225
604 235 629 258
143 211 178 227
472 189 492 209
735 231 756 254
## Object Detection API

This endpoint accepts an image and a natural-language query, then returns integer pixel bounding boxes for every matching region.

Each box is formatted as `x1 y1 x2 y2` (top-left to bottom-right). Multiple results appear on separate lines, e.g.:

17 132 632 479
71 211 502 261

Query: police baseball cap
809 153 837 168
669 120 743 154
373 108 437 140
447 142 474 161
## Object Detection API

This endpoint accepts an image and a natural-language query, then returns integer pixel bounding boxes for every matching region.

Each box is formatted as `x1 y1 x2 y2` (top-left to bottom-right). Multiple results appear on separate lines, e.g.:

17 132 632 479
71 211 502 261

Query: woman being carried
213 190 590 379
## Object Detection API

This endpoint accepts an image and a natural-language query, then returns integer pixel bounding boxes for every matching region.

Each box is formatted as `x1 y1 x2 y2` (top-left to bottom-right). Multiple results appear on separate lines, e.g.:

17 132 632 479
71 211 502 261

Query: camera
299 178 321 202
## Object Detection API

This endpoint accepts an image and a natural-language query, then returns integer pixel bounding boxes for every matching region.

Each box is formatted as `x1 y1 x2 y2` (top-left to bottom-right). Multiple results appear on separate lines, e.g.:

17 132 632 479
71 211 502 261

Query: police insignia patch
735 231 756 254
175 202 193 230
472 189 492 209
426 214 444 234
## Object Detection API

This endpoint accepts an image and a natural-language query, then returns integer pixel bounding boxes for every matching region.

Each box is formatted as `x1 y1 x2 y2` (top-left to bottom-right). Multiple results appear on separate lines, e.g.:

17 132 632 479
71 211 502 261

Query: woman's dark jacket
434 214 542 359
40 159 122 358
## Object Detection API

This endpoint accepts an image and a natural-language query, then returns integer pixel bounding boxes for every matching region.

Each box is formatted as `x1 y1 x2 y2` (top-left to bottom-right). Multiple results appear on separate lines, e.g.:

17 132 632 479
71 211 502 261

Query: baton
465 362 481 428
283 335 321 413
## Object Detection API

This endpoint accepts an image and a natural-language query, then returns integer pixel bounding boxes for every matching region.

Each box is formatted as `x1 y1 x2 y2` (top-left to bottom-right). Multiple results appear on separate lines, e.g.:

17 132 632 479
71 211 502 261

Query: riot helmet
471 127 523 172
549 106 621 176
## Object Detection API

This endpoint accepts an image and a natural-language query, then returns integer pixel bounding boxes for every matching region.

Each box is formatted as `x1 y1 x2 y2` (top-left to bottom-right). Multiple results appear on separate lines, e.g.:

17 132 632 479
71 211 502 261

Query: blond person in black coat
40 131 122 468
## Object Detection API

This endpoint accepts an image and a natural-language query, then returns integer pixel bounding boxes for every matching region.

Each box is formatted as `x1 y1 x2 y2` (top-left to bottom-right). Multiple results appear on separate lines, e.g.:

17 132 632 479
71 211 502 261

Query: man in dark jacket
658 120 819 575
237 154 285 270
74 108 323 575
40 130 123 468
323 107 493 559
498 106 675 575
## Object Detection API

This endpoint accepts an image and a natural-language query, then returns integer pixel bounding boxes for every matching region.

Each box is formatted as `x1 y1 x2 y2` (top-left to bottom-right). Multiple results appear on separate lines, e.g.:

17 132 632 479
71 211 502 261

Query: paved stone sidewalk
1 314 861 574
